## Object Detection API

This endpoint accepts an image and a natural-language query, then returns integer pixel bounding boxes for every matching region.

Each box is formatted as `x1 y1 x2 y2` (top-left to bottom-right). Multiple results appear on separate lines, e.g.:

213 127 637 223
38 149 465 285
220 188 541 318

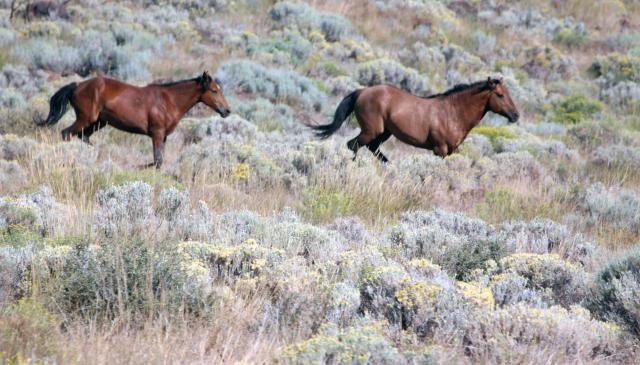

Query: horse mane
154 76 202 87
424 79 498 99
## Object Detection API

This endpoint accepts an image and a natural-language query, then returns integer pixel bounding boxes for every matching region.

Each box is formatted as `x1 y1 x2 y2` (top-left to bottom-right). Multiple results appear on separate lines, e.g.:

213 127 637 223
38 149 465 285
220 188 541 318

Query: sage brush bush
1 0 640 363
579 184 640 234
386 210 504 280
585 247 640 336
592 144 640 171
356 59 431 96
472 253 589 308
269 1 351 42
216 60 326 111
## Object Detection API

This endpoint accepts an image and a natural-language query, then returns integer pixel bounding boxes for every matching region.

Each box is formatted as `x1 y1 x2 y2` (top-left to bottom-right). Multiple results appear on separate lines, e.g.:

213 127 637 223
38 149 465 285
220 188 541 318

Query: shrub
0 298 60 359
499 218 595 264
328 216 371 246
0 186 65 237
33 141 98 172
462 304 630 363
0 88 25 109
0 27 16 48
522 46 576 81
553 26 587 48
74 29 155 80
241 29 313 67
376 0 459 32
550 93 604 124
398 42 446 75
566 121 626 150
473 31 496 58
181 114 258 143
591 144 640 171
386 210 504 280
281 321 405 364
501 138 580 162
94 181 154 238
471 126 516 148
476 253 589 307
12 38 82 75
0 160 26 194
235 98 300 133
585 247 640 336
356 59 431 96
326 76 362 97
487 151 545 184
0 134 37 161
579 183 640 234
263 220 346 263
216 60 326 111
174 139 282 188
269 1 351 42
13 26 161 80
325 281 361 324
590 53 640 85
488 272 545 307
523 122 566 137
359 264 408 325
600 81 640 110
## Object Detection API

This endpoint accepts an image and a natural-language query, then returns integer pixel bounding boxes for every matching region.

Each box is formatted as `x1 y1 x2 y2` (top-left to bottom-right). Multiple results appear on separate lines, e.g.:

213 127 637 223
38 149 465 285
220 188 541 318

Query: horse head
486 78 519 123
199 71 231 118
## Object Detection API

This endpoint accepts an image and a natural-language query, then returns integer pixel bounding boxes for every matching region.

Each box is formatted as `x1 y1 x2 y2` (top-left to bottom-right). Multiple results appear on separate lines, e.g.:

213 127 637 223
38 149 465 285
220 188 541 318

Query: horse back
357 85 441 147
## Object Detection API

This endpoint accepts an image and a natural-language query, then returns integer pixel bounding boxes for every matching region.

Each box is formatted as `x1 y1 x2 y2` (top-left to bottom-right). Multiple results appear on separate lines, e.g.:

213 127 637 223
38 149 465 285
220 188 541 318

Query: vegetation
0 0 639 363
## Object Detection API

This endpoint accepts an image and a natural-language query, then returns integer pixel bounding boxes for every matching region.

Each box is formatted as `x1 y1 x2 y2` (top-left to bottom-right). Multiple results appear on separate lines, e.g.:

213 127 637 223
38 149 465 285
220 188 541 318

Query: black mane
424 79 498 99
154 76 201 87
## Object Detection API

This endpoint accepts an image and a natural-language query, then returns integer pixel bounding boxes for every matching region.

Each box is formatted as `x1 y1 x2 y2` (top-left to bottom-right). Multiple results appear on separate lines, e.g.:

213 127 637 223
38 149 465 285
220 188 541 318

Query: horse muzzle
218 108 231 118
507 111 519 123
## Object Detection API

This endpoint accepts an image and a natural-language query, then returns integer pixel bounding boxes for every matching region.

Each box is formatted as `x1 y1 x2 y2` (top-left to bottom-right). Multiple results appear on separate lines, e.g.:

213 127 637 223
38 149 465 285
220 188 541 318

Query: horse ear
488 77 497 89
202 71 211 82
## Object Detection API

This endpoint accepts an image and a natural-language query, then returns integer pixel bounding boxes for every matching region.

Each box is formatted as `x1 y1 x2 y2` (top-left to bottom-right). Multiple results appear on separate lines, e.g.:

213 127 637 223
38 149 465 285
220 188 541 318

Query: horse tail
311 89 361 139
38 82 77 126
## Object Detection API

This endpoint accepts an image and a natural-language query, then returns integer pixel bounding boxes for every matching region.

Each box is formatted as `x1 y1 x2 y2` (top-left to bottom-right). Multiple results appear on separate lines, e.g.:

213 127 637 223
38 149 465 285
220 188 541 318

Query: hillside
1 0 639 363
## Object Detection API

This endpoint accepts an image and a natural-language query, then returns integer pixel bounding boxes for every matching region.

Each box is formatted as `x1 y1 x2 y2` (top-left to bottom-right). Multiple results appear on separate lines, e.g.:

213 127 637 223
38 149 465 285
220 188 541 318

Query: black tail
37 82 77 126
311 89 361 139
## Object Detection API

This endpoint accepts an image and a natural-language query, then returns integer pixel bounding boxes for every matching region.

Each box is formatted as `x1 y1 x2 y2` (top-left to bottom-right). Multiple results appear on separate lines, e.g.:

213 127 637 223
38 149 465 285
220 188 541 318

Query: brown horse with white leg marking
39 71 231 168
312 78 519 162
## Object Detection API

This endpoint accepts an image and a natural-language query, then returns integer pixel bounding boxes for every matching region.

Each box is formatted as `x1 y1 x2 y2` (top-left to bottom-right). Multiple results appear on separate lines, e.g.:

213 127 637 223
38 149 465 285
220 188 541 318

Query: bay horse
312 78 519 162
39 71 231 167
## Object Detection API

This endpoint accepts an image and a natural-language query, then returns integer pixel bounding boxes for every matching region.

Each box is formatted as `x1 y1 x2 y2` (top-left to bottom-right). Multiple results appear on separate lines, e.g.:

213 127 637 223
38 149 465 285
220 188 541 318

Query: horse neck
164 81 202 117
449 89 490 132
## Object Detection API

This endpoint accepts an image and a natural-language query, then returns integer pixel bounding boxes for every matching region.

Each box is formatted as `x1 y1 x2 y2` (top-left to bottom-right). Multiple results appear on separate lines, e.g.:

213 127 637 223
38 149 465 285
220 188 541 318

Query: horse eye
497 93 504 99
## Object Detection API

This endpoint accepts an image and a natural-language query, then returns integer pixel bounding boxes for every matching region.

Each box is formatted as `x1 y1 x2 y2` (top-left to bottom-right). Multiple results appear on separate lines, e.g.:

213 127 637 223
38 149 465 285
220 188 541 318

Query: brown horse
312 78 519 162
39 71 231 167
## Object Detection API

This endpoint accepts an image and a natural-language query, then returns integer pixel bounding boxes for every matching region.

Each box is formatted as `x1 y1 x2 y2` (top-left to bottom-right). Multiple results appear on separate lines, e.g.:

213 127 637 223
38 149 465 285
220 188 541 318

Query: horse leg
62 102 100 142
61 118 95 142
79 118 108 145
366 131 392 163
347 136 361 161
433 144 449 158
150 131 166 169
348 127 382 161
